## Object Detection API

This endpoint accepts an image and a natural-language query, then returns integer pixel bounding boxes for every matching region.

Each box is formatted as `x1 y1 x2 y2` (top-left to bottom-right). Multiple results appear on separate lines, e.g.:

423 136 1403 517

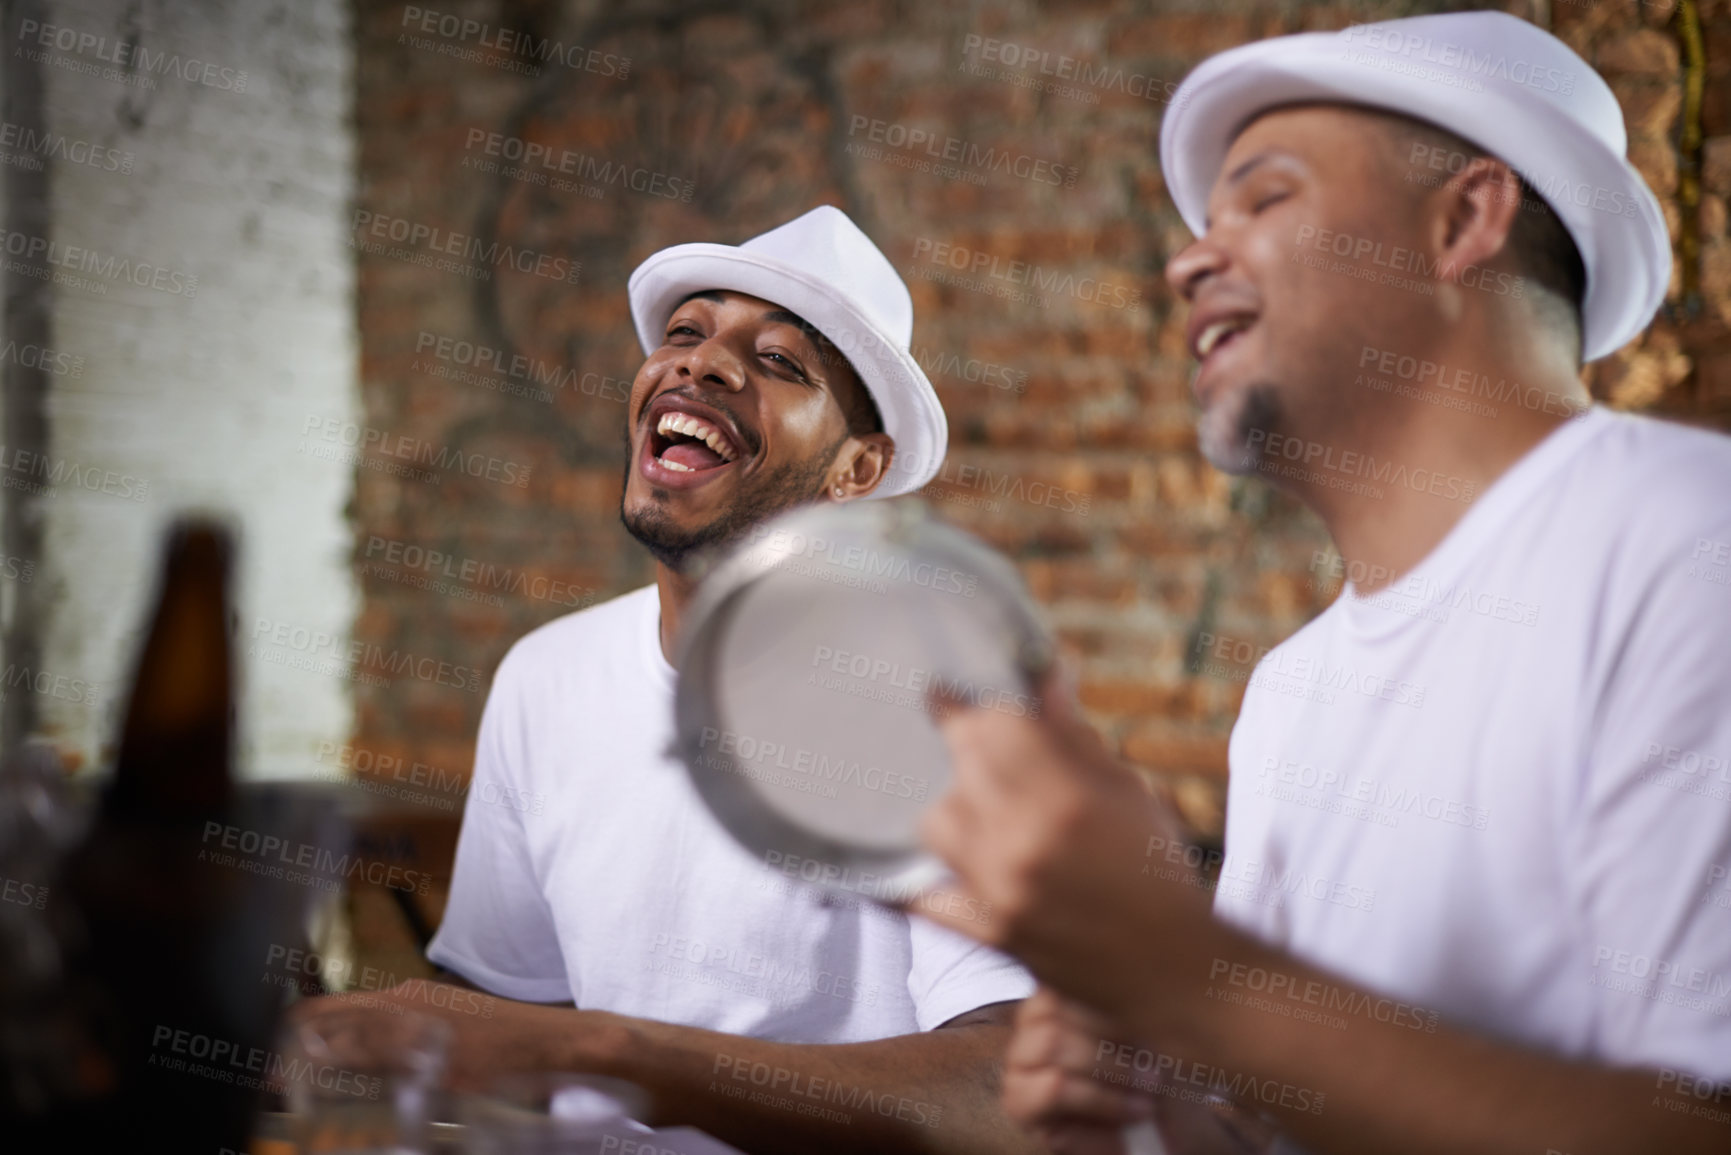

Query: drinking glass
462 1071 652 1155
284 1004 452 1154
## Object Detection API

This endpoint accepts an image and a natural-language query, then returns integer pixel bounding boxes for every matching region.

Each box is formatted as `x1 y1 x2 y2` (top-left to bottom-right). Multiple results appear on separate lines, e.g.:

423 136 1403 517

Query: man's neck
655 562 698 666
1287 357 1589 595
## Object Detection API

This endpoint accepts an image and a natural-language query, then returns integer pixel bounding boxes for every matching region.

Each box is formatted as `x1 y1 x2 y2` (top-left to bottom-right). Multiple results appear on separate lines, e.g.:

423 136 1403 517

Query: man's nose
1164 234 1229 303
673 337 747 393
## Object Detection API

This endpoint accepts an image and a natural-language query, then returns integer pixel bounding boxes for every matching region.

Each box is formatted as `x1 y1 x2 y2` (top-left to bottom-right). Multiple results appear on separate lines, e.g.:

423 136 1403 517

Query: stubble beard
1198 381 1283 476
619 432 845 575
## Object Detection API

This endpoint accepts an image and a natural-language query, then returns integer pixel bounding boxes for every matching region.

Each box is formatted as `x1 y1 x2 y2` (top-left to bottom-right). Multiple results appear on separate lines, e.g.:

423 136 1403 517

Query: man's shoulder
1565 409 1731 526
497 583 658 683
1531 412 1731 603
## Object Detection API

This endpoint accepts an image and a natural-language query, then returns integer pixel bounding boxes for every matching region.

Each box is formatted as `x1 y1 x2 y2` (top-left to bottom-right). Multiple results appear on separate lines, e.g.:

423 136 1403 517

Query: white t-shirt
1217 407 1731 1080
428 584 1033 1042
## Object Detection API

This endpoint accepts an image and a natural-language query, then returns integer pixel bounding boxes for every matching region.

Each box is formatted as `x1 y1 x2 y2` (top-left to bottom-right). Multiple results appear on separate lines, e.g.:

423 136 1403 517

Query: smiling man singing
380 205 1038 1155
912 11 1731 1155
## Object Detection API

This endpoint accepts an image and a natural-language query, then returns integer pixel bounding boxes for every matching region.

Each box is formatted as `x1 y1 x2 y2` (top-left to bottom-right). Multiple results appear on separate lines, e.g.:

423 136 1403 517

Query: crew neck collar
1335 407 1615 637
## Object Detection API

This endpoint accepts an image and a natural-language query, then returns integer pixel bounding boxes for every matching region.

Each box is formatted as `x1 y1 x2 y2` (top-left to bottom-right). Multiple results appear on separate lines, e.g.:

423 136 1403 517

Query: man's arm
1145 917 1726 1155
430 964 477 988
594 998 1039 1155
916 675 1731 1155
302 987 1041 1155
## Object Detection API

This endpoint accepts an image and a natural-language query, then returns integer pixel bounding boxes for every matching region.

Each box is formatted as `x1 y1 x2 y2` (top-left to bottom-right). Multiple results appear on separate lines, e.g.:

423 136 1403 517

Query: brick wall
348 0 1731 965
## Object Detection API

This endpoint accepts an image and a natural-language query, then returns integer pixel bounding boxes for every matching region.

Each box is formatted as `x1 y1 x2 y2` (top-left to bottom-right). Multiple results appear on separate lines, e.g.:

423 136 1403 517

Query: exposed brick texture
350 0 1731 969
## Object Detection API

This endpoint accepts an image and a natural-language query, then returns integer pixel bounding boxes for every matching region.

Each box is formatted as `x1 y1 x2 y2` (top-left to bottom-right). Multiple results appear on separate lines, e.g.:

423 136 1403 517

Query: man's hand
1007 988 1283 1155
288 981 623 1091
1004 988 1154 1154
290 984 1040 1155
918 667 1216 1023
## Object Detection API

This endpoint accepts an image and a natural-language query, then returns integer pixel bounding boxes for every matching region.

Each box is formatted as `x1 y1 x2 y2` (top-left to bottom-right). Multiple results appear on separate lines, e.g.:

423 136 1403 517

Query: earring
833 486 845 498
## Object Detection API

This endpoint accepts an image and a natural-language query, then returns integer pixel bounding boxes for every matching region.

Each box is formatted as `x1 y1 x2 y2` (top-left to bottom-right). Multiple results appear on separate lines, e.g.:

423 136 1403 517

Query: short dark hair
841 369 885 437
1373 112 1587 356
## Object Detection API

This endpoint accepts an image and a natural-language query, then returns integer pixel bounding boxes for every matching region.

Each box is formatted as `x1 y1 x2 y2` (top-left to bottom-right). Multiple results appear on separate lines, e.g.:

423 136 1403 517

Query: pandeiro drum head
673 499 1053 901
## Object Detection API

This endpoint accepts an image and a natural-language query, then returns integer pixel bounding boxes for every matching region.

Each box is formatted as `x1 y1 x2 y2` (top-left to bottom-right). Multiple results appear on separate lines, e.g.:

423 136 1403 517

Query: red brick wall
349 0 1731 959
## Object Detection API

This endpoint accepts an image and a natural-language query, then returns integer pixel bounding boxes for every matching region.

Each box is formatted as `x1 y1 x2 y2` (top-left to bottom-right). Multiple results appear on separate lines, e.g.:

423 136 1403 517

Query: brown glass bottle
22 521 326 1147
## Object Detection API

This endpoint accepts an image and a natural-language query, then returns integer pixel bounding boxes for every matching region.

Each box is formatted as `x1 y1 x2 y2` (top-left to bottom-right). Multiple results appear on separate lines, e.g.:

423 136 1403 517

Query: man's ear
829 435 895 500
1434 155 1524 276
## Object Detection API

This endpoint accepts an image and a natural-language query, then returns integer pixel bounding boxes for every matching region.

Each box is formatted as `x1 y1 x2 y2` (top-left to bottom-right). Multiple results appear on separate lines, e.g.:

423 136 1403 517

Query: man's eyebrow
762 309 830 350
1224 150 1287 188
761 309 844 371
762 308 817 334
669 296 822 344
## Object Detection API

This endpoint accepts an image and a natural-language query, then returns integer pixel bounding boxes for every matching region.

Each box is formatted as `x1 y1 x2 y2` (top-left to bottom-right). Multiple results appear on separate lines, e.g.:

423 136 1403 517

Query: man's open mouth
1195 315 1255 364
647 407 743 474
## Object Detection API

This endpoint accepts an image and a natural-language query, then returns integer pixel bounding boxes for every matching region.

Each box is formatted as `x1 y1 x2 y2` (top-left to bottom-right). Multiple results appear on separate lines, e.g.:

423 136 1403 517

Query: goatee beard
620 436 843 575
1198 382 1282 476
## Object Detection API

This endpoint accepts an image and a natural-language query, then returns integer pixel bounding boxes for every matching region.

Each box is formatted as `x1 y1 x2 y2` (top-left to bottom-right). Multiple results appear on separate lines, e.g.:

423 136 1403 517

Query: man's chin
1196 381 1281 476
1198 420 1259 475
619 500 729 575
620 473 828 576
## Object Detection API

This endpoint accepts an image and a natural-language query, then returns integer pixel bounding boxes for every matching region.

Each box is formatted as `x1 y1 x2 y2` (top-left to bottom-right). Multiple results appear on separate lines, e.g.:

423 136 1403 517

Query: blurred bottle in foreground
0 519 339 1147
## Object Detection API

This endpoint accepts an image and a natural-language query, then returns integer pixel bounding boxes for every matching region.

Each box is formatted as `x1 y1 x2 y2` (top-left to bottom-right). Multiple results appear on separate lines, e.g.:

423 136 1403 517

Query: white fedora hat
1159 10 1671 362
627 205 947 498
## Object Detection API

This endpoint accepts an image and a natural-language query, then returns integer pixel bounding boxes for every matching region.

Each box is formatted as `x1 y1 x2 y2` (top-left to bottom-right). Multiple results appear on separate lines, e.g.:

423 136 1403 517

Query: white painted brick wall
32 0 358 779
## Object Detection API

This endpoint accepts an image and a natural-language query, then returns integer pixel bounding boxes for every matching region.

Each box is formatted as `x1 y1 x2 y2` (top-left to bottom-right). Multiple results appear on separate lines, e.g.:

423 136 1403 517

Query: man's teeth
1197 319 1249 359
656 411 738 463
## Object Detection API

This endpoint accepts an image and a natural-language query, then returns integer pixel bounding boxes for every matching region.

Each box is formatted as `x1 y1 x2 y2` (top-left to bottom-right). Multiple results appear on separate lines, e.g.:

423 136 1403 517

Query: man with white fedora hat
300 206 1040 1154
914 11 1731 1153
